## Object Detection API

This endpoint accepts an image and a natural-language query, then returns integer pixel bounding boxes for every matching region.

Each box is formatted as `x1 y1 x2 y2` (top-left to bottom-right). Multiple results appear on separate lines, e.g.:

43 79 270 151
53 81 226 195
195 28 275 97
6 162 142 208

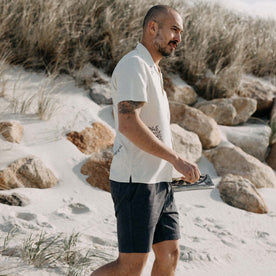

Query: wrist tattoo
118 101 144 114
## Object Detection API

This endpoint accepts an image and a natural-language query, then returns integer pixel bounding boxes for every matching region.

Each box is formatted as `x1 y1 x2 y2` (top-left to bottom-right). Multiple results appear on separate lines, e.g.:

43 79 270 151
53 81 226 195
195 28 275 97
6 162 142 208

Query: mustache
169 40 178 47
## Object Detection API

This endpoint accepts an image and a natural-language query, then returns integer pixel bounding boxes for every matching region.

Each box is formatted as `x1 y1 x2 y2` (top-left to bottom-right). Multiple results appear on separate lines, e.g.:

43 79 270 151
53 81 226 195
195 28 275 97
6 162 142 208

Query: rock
195 97 257 125
220 124 270 161
218 174 268 214
0 156 58 190
171 124 202 163
164 75 197 106
81 149 113 192
237 75 276 115
266 98 276 169
89 84 112 105
170 103 221 149
0 121 24 143
204 146 276 188
67 122 114 154
266 143 276 170
171 85 197 105
0 193 30 206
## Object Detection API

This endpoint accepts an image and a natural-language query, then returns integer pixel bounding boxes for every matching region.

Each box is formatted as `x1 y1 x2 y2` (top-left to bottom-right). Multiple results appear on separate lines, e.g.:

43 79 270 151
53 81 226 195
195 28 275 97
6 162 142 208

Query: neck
140 39 162 66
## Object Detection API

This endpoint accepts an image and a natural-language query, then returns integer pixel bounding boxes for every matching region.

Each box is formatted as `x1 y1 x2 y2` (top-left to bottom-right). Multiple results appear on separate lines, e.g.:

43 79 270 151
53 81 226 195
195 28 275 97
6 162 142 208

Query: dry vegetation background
0 0 276 99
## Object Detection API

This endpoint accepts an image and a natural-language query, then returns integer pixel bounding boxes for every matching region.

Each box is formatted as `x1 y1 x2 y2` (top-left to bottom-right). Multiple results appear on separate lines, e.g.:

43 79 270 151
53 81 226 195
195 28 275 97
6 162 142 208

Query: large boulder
170 103 221 149
164 75 197 106
81 149 113 192
171 124 202 163
237 75 276 115
67 122 114 154
171 86 197 106
195 97 257 125
204 146 276 188
219 124 271 161
0 156 58 190
0 121 24 143
218 174 268 214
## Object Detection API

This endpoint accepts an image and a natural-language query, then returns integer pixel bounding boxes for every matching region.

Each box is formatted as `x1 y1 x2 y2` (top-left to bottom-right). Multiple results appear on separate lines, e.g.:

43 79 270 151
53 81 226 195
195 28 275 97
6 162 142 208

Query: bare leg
151 240 180 276
91 252 149 276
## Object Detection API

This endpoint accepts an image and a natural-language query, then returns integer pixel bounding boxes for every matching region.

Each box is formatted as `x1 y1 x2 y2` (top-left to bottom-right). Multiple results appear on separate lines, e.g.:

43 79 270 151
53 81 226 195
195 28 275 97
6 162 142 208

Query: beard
158 45 174 57
154 32 176 57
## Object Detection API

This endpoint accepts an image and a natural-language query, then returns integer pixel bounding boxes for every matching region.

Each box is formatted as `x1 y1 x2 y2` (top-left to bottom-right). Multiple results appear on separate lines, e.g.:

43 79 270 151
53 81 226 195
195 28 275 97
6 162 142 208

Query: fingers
174 158 201 183
185 163 200 183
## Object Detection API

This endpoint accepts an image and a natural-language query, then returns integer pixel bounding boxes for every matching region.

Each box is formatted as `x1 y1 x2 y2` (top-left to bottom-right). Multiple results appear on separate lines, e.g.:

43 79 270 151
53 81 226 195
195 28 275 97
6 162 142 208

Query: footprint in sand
179 244 215 262
193 216 237 248
54 202 90 219
194 204 206 209
69 203 90 214
16 212 53 229
16 212 37 221
268 212 276 217
255 230 276 248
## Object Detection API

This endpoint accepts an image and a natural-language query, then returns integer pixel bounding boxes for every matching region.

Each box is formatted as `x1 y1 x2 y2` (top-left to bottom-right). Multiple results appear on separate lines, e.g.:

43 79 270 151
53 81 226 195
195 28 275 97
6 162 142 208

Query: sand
0 66 276 276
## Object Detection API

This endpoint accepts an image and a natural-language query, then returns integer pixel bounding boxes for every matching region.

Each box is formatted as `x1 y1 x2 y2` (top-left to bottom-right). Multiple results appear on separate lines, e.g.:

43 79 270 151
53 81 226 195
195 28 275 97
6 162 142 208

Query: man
91 5 200 276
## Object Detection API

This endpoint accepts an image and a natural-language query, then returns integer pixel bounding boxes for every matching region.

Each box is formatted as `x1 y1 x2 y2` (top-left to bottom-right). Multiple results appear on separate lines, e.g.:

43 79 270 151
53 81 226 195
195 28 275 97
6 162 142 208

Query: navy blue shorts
110 179 181 253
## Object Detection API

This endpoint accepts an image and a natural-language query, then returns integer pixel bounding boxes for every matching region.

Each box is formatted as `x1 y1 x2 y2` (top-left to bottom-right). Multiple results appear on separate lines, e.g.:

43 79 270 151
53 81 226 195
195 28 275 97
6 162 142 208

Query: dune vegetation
0 0 275 99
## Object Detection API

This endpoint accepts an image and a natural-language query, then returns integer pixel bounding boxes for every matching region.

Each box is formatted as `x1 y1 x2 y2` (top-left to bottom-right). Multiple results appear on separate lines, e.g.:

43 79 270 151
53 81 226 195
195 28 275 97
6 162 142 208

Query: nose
175 32 181 44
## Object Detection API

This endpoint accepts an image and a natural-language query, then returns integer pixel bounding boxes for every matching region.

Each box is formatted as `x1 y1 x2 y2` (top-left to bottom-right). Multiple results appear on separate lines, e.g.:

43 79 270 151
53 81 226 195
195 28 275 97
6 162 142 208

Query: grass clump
0 230 98 276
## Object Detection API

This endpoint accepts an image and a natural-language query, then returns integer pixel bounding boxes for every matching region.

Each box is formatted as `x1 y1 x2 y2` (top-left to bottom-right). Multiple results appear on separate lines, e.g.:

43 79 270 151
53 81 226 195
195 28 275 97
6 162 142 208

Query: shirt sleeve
115 57 148 103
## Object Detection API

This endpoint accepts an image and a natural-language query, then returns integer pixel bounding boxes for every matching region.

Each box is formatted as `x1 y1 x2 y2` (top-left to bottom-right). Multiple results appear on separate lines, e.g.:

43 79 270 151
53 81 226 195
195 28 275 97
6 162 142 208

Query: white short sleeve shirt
109 43 173 184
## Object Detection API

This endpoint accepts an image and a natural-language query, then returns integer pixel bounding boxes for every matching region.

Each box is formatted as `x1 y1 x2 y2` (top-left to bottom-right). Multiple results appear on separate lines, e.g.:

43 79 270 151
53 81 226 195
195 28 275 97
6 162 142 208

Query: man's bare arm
117 101 200 183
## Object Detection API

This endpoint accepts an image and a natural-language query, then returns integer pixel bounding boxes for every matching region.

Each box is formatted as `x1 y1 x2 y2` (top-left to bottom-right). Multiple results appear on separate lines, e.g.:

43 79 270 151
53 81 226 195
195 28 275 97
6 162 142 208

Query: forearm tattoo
118 101 144 114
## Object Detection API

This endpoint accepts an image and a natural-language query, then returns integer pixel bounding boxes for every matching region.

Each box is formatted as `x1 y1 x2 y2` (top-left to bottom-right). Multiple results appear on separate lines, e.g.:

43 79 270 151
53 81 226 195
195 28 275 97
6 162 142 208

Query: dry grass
0 0 275 99
0 230 101 276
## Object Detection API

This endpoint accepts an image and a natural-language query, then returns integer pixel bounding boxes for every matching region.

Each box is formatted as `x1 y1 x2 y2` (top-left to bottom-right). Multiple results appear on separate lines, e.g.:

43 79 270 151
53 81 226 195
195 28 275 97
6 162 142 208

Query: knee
118 254 148 276
156 246 180 267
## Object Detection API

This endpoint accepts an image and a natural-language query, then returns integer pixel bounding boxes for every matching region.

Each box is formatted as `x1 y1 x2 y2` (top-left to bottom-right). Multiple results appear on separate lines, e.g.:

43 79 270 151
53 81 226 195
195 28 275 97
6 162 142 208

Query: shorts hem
152 234 181 245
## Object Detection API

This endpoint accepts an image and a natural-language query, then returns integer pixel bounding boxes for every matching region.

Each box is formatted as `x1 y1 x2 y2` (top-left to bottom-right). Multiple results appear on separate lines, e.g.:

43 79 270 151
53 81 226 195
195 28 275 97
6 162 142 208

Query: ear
148 20 158 35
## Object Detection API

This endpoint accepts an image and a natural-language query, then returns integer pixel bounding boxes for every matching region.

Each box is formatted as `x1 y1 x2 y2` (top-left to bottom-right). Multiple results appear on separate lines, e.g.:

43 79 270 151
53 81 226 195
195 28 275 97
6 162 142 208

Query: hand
172 156 201 183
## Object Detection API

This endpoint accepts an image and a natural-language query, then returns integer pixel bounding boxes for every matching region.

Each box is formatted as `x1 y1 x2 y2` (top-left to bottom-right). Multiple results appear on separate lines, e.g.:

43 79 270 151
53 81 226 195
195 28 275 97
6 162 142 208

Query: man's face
153 10 183 57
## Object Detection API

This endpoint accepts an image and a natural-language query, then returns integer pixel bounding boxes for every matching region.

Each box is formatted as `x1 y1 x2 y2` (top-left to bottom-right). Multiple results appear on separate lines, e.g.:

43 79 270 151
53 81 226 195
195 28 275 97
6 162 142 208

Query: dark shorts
110 179 181 253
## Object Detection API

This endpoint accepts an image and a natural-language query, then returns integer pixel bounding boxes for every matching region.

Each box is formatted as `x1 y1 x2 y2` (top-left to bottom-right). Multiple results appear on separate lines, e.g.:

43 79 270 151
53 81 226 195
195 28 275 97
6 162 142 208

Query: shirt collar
136 43 157 70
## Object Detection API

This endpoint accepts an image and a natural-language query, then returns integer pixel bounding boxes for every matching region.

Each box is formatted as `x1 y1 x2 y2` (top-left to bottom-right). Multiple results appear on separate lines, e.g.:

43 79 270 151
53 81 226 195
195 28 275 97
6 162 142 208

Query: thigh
110 180 166 253
153 184 181 245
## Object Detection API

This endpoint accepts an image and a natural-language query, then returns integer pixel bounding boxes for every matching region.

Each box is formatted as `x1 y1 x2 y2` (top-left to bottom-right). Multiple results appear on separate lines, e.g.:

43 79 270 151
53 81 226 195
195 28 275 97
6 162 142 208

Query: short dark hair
142 5 174 29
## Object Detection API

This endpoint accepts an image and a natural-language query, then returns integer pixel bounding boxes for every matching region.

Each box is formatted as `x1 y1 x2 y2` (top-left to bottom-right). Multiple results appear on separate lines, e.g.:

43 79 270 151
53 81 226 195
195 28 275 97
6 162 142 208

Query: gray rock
89 84 112 105
0 193 30 206
238 75 276 115
219 124 271 161
196 97 257 125
171 124 202 163
204 146 276 188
